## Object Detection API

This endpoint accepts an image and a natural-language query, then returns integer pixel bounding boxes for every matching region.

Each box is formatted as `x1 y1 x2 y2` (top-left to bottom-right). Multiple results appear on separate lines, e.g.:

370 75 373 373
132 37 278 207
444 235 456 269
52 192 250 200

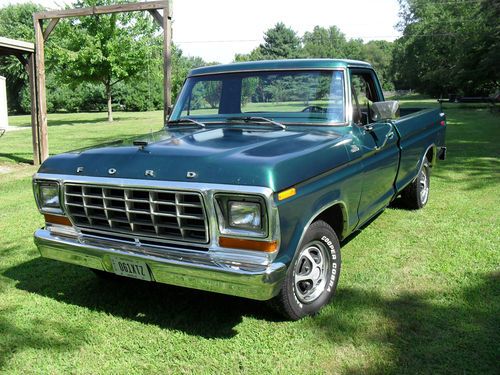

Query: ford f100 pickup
33 59 446 320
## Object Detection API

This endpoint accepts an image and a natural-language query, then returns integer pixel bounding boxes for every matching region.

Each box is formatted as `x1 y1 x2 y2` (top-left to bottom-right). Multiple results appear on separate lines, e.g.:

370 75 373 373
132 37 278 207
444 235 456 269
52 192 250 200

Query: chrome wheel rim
419 167 429 204
294 241 330 303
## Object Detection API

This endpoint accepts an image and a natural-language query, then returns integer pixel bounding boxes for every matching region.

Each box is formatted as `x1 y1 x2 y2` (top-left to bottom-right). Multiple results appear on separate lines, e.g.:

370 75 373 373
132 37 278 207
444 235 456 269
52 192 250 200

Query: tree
237 22 302 61
393 0 498 96
259 22 302 59
52 0 159 121
302 26 349 58
361 40 394 90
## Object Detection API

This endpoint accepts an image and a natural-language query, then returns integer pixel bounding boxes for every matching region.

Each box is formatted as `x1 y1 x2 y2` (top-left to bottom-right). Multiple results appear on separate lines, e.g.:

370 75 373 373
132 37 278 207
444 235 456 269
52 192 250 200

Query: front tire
401 157 431 209
271 220 341 320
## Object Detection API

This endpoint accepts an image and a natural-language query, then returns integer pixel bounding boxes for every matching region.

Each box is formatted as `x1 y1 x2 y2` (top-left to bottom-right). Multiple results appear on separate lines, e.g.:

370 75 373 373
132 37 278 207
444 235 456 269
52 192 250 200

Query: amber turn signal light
44 213 72 226
278 187 296 201
219 237 278 252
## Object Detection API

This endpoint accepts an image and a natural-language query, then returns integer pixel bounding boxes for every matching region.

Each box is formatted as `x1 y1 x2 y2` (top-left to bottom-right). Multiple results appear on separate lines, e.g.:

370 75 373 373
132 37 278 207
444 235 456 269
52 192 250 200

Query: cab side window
350 70 382 125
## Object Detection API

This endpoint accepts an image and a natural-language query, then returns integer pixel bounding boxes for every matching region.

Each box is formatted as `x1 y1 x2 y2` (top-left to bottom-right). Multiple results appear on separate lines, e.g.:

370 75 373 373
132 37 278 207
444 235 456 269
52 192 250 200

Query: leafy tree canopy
393 0 499 96
238 22 302 61
51 0 160 120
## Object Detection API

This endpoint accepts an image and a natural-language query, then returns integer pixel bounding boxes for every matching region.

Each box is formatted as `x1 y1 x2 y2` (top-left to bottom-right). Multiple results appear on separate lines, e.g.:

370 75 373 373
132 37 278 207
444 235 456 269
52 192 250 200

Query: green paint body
38 59 446 264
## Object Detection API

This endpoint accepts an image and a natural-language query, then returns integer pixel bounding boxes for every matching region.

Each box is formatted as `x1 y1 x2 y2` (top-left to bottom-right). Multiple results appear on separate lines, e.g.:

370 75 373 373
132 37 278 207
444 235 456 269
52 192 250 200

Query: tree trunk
106 82 113 122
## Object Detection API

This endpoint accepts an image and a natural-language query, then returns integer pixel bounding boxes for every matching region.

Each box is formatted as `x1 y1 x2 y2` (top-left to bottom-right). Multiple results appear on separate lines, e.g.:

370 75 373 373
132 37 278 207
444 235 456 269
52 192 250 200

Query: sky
6 0 402 63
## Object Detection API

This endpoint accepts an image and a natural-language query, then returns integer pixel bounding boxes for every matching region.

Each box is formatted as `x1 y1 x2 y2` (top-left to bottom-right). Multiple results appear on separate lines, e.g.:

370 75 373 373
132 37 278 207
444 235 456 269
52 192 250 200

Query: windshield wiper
166 118 206 128
226 116 286 130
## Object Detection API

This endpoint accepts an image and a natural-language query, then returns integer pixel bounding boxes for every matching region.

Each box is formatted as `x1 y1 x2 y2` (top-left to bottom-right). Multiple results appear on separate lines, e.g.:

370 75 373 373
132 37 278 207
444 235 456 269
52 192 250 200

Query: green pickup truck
33 59 446 320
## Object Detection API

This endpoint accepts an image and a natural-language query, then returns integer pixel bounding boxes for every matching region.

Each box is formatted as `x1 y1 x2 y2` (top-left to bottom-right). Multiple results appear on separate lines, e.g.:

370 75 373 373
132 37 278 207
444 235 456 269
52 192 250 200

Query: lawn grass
1 111 164 164
0 105 499 374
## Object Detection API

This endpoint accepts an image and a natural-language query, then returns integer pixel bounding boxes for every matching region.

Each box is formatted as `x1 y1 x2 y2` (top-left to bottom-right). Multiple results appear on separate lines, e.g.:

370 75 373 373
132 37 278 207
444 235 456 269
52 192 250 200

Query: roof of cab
188 58 373 76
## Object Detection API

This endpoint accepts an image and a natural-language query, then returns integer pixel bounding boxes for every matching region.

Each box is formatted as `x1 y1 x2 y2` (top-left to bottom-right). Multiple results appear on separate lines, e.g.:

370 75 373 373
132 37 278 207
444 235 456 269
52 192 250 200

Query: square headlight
215 195 267 238
228 201 261 229
35 181 62 213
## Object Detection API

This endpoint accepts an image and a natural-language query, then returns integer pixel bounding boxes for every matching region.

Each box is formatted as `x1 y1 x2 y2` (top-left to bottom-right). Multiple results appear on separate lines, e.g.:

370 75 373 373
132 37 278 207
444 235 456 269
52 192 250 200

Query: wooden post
27 53 41 165
163 0 172 124
31 0 173 153
18 52 41 165
33 16 49 162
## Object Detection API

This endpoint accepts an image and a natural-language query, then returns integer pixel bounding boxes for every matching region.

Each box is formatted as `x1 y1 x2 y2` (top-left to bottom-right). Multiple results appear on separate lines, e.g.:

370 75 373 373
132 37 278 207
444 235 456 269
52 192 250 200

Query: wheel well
313 204 345 240
425 146 435 166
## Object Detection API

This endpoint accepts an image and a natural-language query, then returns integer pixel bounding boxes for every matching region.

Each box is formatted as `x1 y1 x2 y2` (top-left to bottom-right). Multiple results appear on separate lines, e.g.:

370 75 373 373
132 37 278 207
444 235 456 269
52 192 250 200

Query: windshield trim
170 68 348 126
165 119 349 128
189 66 347 77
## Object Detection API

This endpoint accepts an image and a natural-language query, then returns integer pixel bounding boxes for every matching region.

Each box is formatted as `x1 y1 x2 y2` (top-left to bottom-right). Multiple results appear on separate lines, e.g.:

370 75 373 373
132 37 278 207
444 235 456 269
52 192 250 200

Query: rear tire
270 220 341 320
401 157 431 209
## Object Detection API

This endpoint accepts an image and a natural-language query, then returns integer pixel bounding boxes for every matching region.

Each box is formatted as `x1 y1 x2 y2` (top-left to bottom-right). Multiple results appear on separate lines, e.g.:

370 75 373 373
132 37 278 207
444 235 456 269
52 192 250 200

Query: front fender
274 160 363 265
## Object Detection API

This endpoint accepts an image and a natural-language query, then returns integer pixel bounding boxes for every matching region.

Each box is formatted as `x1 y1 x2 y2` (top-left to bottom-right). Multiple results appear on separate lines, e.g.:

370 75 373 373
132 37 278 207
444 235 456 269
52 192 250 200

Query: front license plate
110 257 151 281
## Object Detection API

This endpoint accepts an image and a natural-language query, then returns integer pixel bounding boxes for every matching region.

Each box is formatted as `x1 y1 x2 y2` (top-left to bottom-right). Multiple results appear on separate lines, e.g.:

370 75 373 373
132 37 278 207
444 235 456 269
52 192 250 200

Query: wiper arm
226 116 286 129
166 118 206 128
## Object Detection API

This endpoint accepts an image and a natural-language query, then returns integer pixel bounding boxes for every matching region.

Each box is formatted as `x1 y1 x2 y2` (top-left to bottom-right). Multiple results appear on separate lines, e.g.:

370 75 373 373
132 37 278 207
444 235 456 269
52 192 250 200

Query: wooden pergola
0 37 40 163
33 0 172 164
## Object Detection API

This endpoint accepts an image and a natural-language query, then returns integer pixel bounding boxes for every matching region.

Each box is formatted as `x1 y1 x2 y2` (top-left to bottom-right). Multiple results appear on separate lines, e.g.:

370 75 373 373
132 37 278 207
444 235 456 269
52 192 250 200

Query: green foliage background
0 0 498 114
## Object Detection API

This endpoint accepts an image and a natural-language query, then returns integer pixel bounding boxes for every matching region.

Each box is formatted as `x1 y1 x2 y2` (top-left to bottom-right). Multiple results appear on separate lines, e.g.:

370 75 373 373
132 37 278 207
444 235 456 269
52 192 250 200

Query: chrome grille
63 183 208 244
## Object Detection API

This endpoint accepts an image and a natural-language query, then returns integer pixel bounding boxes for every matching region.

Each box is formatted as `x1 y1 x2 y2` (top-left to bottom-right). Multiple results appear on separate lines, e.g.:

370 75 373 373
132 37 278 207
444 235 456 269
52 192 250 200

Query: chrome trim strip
34 228 286 301
181 68 349 125
34 173 274 196
169 120 349 127
189 66 348 77
294 200 349 255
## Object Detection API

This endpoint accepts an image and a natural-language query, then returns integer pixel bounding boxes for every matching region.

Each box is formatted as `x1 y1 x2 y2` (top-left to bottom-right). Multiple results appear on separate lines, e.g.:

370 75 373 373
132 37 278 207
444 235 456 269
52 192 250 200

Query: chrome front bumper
34 229 287 300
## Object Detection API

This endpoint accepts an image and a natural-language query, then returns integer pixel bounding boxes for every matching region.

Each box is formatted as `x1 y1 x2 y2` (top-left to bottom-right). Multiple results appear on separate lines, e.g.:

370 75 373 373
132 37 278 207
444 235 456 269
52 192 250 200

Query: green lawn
0 104 498 374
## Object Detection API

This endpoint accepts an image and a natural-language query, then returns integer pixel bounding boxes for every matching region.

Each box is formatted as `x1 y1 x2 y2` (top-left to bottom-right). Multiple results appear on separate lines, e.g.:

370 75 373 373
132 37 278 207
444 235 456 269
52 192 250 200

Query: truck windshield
170 70 346 125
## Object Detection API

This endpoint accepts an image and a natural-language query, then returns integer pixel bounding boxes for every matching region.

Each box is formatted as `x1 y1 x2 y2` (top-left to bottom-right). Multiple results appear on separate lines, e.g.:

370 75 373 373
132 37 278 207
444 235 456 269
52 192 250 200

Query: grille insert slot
64 184 208 244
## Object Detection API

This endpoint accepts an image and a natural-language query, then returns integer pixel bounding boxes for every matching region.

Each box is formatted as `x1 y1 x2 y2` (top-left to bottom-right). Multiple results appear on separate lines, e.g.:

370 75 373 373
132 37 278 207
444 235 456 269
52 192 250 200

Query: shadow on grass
3 257 281 340
0 153 33 165
431 111 500 190
47 115 154 127
4 257 498 372
10 115 151 128
313 272 500 374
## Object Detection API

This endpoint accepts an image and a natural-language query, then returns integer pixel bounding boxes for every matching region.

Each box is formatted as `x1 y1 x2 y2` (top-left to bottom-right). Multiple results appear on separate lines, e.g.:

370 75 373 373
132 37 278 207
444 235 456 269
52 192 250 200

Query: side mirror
371 101 400 121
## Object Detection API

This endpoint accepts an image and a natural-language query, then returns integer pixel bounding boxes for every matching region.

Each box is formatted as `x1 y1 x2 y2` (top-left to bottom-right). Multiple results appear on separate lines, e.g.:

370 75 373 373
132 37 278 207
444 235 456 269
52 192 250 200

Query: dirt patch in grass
0 166 11 174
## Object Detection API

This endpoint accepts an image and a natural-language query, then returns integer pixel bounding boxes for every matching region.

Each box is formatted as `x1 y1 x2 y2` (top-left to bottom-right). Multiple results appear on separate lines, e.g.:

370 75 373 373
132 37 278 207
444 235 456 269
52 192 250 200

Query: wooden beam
43 18 60 41
15 53 28 67
148 9 163 27
163 2 172 124
26 53 41 165
34 17 49 162
34 1 168 20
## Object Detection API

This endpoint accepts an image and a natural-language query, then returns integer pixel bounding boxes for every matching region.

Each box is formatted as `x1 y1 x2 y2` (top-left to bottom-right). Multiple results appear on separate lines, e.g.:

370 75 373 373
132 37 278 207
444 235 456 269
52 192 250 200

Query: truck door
349 69 400 225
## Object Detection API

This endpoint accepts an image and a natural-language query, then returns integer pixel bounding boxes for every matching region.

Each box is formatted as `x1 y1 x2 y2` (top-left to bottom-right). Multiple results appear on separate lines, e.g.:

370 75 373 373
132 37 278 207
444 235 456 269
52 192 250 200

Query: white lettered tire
271 220 341 320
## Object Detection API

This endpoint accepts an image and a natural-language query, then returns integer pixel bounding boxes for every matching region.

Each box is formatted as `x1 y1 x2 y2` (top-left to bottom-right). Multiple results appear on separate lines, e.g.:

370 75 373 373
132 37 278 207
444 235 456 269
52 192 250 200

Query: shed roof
0 36 34 56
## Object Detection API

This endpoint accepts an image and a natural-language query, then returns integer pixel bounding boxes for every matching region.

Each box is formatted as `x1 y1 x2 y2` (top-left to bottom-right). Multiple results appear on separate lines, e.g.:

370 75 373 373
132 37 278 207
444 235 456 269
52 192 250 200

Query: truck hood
38 127 352 191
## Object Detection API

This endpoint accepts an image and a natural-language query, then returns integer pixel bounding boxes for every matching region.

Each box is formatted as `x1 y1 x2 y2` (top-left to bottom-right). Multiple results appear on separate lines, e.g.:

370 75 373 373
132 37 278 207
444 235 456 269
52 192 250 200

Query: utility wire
174 31 466 45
